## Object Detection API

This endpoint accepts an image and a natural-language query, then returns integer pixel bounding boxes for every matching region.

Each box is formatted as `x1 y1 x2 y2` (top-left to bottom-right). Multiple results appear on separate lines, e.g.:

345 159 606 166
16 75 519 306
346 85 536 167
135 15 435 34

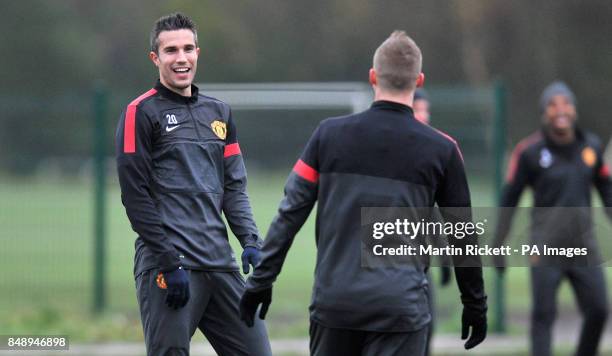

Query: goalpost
198 82 373 113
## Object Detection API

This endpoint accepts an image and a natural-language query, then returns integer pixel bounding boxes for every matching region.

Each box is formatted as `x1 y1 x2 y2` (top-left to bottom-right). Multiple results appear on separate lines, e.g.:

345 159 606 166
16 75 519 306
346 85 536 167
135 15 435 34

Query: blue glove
241 246 261 274
161 267 190 309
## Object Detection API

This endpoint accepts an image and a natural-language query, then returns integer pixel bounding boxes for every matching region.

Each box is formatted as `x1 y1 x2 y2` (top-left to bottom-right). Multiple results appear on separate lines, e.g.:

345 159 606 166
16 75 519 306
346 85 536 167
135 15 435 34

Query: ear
196 47 201 56
149 51 160 67
416 72 425 88
369 68 377 86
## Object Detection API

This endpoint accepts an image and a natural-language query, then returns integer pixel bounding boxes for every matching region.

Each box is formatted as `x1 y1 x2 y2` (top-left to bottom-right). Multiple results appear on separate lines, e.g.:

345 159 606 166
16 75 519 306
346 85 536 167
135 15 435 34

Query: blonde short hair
373 31 422 92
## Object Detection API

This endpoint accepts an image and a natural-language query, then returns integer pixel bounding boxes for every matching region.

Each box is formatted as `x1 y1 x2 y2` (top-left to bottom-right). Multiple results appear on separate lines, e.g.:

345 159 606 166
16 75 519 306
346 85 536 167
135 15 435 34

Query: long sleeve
115 104 181 272
222 113 262 248
435 143 487 310
494 145 530 247
246 127 320 291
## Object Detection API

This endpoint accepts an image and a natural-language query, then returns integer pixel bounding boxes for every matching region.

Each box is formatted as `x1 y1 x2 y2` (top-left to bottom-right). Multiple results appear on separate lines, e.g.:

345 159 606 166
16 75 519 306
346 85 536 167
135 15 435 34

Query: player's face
543 94 576 131
150 29 200 95
413 99 430 125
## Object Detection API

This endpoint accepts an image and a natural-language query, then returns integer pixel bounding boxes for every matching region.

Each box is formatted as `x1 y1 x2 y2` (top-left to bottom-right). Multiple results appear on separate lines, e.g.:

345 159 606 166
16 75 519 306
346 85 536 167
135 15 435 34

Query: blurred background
1 0 612 355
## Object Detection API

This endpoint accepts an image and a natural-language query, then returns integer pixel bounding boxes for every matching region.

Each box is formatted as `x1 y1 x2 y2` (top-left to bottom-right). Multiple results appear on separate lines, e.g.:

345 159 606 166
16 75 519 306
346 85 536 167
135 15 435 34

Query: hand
160 267 190 309
240 287 272 327
492 253 506 275
440 266 452 286
241 246 262 274
461 304 487 349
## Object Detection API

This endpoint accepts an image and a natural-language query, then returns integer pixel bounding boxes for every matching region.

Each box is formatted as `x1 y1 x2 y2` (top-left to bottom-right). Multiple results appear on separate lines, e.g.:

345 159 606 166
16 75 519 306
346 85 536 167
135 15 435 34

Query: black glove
461 304 487 349
160 267 190 309
241 246 262 274
240 287 272 327
440 266 452 286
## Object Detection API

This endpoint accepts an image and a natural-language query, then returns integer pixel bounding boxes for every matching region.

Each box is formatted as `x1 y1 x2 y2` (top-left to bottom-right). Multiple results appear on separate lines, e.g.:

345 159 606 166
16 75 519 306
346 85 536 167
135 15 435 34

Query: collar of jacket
155 80 199 104
371 100 414 115
540 125 585 152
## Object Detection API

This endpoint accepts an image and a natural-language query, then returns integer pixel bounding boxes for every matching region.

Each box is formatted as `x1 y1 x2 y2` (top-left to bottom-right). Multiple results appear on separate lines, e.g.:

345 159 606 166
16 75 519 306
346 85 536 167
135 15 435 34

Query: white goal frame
197 82 373 113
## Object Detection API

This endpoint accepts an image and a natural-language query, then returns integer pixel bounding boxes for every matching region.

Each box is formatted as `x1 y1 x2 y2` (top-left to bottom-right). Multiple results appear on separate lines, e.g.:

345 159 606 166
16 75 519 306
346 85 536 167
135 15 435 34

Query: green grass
0 172 610 345
0 172 315 341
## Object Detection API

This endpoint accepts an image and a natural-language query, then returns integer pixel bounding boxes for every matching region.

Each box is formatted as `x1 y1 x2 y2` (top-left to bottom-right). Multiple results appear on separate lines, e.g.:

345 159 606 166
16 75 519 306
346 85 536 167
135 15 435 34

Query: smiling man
115 13 271 356
494 81 612 356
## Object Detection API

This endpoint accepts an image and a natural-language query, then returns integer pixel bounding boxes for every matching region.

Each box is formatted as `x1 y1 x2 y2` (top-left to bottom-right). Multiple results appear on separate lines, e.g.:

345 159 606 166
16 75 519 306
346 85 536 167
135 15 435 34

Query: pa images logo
211 120 227 140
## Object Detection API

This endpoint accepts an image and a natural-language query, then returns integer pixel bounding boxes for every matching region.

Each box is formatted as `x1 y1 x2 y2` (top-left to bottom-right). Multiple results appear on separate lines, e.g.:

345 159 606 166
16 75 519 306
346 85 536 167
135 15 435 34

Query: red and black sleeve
115 98 181 272
435 143 487 314
494 144 530 247
222 112 262 249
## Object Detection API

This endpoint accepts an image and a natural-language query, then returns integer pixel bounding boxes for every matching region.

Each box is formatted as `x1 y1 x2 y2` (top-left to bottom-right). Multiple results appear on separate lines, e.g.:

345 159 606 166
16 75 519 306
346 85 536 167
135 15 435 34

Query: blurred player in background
414 88 453 356
240 31 487 356
413 88 431 125
494 81 612 356
115 13 271 356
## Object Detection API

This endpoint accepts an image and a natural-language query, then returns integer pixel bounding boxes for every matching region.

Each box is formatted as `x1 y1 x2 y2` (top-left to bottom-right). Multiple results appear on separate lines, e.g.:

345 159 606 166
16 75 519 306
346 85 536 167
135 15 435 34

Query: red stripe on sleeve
433 128 464 162
123 88 157 153
124 105 137 153
293 159 319 183
505 149 520 183
224 143 241 158
505 132 542 183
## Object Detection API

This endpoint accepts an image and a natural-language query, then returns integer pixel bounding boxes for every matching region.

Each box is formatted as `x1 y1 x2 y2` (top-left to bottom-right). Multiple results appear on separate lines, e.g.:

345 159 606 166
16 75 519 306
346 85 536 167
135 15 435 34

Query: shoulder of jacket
322 112 355 125
122 88 159 120
421 124 458 149
126 88 157 111
127 88 158 107
407 120 461 155
514 131 544 158
581 129 603 149
315 113 354 134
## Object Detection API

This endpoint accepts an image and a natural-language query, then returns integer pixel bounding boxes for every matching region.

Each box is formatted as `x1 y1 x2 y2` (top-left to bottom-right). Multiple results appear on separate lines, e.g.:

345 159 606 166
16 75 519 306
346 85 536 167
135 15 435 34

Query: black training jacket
115 81 262 277
246 100 487 332
495 128 612 248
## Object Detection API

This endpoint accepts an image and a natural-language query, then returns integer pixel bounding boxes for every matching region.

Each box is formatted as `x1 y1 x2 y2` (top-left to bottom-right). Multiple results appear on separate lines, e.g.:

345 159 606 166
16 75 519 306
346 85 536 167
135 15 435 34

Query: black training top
495 127 612 249
115 80 262 277
247 100 487 332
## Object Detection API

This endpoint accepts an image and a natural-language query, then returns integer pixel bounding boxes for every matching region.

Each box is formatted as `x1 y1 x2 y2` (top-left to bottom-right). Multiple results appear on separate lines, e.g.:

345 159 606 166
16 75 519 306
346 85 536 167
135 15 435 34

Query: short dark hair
373 31 422 92
150 13 198 53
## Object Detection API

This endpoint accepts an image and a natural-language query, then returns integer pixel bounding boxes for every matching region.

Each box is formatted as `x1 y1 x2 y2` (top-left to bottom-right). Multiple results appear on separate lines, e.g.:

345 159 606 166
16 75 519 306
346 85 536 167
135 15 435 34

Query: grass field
1 171 611 345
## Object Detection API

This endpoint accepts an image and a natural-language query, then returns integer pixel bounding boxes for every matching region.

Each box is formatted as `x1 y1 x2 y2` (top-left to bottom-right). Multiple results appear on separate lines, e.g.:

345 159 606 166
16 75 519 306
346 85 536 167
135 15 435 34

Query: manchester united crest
581 147 596 167
156 272 167 289
211 120 227 140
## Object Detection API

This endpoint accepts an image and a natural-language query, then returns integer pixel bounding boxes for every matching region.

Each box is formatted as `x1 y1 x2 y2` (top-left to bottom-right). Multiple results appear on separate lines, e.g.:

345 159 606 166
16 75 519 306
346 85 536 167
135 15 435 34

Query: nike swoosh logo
166 125 181 132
